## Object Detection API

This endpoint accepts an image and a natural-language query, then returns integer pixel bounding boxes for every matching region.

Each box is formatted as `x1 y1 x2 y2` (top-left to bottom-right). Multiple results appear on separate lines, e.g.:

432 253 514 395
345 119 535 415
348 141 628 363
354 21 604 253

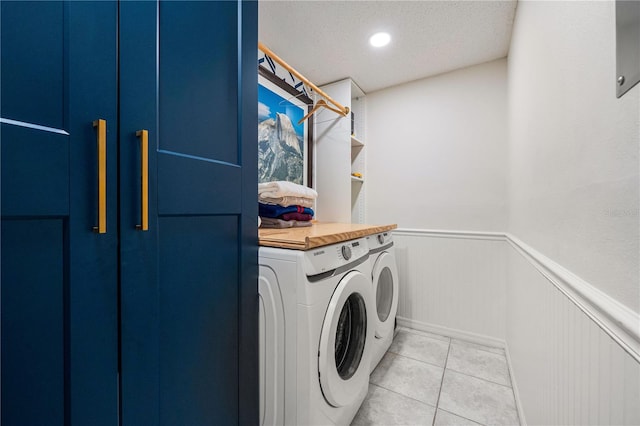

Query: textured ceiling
259 0 517 93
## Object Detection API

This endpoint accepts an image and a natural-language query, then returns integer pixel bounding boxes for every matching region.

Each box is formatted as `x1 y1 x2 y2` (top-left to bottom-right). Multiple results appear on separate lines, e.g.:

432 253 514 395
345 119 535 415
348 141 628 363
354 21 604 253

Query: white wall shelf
315 78 366 224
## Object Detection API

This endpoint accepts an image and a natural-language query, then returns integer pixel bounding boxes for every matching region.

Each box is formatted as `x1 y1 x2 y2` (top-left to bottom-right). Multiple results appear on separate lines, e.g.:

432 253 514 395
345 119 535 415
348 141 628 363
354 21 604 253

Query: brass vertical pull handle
136 130 149 231
93 119 107 234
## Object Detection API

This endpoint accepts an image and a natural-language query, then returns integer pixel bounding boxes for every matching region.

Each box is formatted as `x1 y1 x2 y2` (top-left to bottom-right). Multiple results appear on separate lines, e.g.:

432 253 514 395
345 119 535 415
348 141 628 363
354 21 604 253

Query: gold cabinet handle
136 130 149 231
93 119 107 234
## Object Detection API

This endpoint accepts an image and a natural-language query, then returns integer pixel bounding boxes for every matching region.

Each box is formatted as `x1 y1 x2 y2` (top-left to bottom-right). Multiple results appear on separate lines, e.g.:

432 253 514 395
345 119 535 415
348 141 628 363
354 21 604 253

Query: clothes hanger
317 99 344 115
298 99 345 124
298 101 323 124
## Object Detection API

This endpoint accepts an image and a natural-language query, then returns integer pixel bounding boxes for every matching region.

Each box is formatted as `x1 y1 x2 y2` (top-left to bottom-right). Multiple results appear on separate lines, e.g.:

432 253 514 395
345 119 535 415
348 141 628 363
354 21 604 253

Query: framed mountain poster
258 66 313 187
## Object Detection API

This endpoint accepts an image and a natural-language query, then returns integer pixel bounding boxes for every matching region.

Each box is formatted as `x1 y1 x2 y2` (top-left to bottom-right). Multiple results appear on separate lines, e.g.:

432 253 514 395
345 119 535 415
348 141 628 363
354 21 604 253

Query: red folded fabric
280 212 313 221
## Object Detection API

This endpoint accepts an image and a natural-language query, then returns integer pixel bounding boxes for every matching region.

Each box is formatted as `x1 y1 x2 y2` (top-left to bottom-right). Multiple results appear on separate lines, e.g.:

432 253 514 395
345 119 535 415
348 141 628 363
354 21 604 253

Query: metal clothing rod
258 42 350 117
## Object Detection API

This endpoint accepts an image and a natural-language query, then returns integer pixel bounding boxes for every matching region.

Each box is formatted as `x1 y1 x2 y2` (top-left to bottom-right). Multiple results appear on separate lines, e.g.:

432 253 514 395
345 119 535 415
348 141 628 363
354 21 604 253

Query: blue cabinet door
118 1 258 425
2 1 257 424
1 2 118 425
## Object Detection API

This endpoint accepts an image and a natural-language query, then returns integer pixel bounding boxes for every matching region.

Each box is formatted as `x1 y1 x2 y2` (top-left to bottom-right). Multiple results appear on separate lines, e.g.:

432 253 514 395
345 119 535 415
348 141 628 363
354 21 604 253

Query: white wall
506 1 640 423
364 60 511 343
394 230 507 342
508 0 640 313
366 59 509 231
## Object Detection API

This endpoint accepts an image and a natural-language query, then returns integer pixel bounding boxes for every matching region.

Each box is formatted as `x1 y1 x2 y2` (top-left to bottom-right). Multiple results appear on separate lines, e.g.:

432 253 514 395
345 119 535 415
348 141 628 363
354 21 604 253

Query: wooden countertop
258 222 397 250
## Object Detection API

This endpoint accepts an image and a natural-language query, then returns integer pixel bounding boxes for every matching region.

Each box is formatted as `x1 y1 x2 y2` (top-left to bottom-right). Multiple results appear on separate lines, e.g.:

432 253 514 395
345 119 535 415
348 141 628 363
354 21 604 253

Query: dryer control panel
303 237 369 276
367 232 394 252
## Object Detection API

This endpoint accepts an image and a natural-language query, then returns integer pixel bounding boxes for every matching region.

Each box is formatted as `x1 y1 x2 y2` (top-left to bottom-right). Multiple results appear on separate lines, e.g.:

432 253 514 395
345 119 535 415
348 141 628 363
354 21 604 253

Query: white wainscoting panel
393 229 507 341
393 228 640 425
506 246 640 425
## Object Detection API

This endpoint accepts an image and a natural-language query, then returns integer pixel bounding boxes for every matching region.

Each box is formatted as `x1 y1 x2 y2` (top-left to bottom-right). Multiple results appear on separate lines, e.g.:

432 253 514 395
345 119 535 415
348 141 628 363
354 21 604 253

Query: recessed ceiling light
369 32 391 48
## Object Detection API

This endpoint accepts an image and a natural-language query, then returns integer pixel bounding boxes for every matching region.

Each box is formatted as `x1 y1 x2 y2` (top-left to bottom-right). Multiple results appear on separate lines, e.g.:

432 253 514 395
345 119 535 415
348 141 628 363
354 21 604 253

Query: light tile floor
352 327 520 426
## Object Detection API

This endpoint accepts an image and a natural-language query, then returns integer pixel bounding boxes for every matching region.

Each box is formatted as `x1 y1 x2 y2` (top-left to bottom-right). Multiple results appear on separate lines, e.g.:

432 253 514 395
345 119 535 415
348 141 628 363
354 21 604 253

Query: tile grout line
450 340 506 356
397 328 506 357
437 407 485 426
445 366 513 390
432 339 452 426
397 327 451 343
386 349 447 370
367 381 438 410
394 330 507 362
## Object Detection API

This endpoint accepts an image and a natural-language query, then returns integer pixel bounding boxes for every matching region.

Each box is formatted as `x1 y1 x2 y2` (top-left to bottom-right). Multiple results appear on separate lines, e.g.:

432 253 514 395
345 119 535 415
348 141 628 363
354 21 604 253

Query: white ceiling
259 0 518 94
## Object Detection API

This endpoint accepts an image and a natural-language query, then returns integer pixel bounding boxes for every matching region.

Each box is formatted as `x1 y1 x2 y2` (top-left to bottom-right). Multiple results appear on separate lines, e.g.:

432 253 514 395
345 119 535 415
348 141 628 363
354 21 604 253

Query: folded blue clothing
259 203 314 218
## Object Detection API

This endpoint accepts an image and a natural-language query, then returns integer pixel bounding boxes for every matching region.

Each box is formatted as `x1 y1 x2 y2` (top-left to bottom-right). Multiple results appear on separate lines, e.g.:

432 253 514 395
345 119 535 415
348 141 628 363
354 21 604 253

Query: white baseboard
504 342 527 426
396 316 505 350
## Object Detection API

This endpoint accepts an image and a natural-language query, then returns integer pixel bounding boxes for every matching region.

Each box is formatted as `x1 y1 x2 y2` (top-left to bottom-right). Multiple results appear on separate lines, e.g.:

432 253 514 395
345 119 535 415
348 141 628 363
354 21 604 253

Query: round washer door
318 270 373 408
372 252 399 339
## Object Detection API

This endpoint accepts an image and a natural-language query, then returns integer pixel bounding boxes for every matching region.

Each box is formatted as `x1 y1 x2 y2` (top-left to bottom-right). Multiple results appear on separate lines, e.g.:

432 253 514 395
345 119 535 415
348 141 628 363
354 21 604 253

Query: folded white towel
258 181 318 199
258 195 315 208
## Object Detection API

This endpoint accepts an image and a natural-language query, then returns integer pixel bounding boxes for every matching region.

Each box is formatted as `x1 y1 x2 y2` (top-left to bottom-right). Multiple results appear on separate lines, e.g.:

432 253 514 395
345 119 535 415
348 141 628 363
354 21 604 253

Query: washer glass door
318 270 373 408
372 252 399 339
334 292 367 380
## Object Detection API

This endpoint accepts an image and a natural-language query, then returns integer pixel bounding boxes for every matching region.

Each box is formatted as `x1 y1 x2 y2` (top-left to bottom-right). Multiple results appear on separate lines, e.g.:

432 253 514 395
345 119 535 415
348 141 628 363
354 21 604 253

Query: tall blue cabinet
1 1 258 425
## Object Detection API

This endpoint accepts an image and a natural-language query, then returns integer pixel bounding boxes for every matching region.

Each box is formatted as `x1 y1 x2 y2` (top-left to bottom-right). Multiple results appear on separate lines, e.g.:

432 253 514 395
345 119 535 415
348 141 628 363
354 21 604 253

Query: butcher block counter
258 222 397 250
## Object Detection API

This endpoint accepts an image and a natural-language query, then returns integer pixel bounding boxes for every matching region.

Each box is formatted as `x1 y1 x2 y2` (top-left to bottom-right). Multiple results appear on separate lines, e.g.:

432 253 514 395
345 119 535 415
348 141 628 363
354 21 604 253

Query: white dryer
259 237 375 426
366 231 399 372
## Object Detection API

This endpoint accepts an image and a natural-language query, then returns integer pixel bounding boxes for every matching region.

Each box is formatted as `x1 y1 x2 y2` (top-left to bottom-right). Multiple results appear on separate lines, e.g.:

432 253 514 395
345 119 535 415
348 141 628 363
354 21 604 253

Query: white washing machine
366 231 399 372
258 237 375 426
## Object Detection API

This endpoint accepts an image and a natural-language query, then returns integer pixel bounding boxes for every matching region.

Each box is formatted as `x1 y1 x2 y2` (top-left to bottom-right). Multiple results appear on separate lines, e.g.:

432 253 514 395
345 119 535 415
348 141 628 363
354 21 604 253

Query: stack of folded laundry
258 181 317 228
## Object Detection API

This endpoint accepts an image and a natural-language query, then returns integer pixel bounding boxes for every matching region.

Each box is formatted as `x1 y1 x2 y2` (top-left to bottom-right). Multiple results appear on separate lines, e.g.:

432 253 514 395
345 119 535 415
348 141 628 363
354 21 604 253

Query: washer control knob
377 234 385 245
341 245 352 261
